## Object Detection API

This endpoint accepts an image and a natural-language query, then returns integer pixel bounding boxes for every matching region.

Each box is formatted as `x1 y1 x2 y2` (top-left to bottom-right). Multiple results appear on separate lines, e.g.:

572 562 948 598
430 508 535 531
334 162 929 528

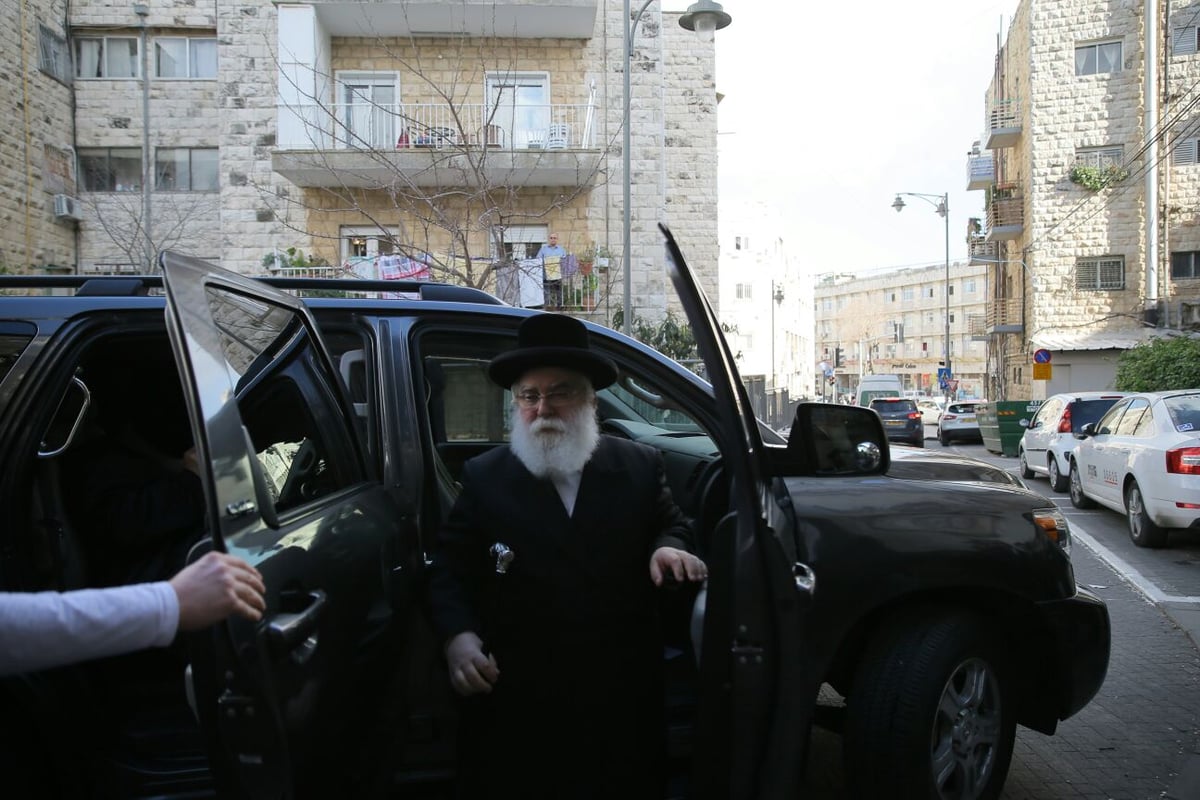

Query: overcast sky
663 0 1022 274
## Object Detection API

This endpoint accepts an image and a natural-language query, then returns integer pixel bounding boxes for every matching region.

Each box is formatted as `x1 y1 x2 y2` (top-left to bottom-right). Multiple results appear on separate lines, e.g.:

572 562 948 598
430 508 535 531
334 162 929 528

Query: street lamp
622 0 732 334
770 280 784 388
892 191 951 399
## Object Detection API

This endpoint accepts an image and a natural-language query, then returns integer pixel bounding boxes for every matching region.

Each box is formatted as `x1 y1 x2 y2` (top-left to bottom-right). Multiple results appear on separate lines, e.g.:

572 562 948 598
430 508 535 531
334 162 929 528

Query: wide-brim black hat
488 313 618 390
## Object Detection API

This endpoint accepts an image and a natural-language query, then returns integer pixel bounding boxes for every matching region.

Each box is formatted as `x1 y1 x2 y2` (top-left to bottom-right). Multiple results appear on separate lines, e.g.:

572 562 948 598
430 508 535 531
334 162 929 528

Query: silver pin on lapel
490 542 515 574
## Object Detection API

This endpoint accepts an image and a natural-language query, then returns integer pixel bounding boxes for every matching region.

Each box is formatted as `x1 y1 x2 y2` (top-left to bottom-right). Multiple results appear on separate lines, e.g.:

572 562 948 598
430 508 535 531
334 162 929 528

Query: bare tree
83 192 217 272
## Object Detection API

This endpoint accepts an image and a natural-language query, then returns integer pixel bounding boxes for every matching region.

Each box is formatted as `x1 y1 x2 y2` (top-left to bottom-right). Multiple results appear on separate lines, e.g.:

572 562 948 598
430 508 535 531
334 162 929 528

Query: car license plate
962 416 976 423
885 420 903 426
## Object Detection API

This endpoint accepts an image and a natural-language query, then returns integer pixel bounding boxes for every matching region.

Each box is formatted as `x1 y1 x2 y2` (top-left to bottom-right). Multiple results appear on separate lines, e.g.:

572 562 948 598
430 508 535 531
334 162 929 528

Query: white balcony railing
279 102 598 152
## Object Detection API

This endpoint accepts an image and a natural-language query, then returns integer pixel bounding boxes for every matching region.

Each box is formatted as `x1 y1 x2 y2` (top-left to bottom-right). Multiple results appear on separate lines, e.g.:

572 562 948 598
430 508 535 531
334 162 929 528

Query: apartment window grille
735 283 753 300
1174 25 1200 55
155 37 217 78
1174 135 1200 166
902 287 914 302
1075 256 1125 290
38 25 71 84
78 148 142 191
1075 145 1124 169
75 36 139 79
155 148 218 191
965 278 977 293
1171 251 1200 279
1075 40 1122 76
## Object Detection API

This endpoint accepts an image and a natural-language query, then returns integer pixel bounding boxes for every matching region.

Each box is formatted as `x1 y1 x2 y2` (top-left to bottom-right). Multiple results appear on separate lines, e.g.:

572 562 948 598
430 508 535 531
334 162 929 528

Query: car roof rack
0 275 506 305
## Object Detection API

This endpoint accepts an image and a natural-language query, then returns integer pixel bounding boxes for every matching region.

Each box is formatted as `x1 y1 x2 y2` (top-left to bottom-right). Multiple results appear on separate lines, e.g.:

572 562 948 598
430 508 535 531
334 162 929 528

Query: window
155 147 218 191
1174 135 1200 166
965 279 977 293
1075 256 1125 290
337 72 398 149
1173 251 1200 279
735 283 753 300
1114 398 1150 436
901 287 914 301
38 25 71 83
75 36 139 79
77 148 142 192
735 236 749 251
1174 25 1199 56
155 37 217 78
486 72 550 149
1075 145 1123 169
1075 40 1122 76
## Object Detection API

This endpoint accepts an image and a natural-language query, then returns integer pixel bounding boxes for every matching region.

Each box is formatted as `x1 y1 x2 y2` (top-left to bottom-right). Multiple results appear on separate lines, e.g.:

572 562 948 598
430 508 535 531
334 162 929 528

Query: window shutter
1174 26 1198 56
1174 137 1198 166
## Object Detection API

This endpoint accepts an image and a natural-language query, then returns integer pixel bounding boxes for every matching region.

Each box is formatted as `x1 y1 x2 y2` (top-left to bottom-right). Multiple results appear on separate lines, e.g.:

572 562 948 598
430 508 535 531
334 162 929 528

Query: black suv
0 230 1109 799
868 396 924 447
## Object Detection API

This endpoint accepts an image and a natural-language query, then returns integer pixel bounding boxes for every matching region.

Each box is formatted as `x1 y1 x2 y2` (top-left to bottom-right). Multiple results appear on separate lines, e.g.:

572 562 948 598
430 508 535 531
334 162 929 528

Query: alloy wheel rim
930 657 1001 800
1128 487 1143 538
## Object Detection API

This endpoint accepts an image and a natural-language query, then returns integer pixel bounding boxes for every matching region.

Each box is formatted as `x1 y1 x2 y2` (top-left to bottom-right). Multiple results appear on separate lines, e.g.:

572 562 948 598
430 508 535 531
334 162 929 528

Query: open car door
160 252 409 797
660 225 812 798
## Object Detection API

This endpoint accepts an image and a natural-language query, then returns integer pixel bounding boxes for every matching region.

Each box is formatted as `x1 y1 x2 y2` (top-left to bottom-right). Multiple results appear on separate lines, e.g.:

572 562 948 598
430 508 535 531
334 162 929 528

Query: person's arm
644 451 707 586
0 552 265 677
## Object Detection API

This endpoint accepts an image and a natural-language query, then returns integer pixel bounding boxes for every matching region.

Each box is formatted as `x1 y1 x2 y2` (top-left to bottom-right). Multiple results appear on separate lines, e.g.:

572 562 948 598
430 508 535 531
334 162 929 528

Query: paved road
802 442 1200 798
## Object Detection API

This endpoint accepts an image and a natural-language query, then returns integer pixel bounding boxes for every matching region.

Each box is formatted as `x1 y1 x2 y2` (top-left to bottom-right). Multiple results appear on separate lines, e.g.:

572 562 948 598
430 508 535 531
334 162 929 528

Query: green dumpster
976 400 1041 457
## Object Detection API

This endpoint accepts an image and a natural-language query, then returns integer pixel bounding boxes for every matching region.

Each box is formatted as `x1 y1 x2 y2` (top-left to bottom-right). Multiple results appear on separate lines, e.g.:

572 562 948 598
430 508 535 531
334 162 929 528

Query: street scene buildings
2 0 720 329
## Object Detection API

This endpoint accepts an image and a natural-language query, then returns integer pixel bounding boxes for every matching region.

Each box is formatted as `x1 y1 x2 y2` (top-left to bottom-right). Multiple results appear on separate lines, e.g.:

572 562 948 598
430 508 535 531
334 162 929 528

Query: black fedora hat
488 314 618 390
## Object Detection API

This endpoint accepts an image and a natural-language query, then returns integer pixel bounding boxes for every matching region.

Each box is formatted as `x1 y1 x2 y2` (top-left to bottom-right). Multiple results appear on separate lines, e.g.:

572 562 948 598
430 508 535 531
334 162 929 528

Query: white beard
510 402 600 479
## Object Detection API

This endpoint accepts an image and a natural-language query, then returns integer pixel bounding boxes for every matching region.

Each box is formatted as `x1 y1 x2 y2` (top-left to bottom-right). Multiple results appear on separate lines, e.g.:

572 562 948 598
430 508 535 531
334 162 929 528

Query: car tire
844 609 1016 800
1069 460 1095 509
1125 480 1169 549
939 431 950 447
1018 448 1035 479
1048 456 1068 493
913 438 925 449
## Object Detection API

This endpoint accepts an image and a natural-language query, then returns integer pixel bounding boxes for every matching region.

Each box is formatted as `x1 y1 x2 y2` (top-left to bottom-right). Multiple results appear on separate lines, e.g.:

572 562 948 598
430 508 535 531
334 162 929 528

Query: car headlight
1033 508 1071 556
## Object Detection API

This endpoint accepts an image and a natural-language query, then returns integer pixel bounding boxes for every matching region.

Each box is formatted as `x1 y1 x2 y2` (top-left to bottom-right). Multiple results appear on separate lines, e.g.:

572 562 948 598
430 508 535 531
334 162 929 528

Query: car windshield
870 399 916 413
1069 399 1124 432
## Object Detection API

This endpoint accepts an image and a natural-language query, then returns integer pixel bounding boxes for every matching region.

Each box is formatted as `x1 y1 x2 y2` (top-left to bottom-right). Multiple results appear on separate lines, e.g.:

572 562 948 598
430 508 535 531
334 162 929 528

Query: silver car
1018 392 1129 492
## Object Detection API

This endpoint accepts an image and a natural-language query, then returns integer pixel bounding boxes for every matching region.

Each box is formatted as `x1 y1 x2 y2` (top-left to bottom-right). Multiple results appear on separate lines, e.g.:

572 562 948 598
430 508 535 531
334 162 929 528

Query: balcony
966 154 994 190
968 238 999 265
985 98 1021 149
273 102 603 189
312 0 599 39
967 312 988 341
986 185 1024 241
986 297 1023 334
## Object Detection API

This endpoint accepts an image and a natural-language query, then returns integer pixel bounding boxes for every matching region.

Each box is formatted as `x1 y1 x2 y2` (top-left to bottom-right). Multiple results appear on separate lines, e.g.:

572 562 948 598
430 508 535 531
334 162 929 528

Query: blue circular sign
1033 349 1052 364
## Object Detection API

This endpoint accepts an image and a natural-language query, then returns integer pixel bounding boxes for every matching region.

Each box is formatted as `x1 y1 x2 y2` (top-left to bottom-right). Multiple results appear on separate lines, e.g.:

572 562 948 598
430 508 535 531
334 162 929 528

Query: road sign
1033 363 1052 380
1033 349 1052 364
937 367 952 391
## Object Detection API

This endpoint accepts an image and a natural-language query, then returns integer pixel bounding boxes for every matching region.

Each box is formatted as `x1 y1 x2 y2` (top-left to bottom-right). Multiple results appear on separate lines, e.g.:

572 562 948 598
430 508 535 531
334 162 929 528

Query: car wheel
940 431 950 447
1125 480 1168 548
1048 456 1068 493
1018 448 1034 479
1069 461 1095 509
914 438 925 449
844 609 1015 800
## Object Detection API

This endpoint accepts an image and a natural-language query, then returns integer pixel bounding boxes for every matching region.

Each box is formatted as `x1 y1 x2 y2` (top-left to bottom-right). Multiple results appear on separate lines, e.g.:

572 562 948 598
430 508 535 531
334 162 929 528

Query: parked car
1018 392 1129 492
868 397 924 447
917 397 945 431
1068 390 1200 548
0 228 1109 800
938 401 983 446
889 445 1029 489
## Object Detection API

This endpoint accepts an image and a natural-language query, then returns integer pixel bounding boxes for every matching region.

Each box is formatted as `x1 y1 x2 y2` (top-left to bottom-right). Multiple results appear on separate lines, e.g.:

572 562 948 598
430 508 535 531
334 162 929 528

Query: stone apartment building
4 0 722 326
814 261 990 403
973 0 1200 401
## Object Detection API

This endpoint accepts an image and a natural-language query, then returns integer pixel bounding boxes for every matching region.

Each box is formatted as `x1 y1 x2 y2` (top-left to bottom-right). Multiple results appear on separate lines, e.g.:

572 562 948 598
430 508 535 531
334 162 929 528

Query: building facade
973 0 1200 401
3 0 721 326
814 261 990 403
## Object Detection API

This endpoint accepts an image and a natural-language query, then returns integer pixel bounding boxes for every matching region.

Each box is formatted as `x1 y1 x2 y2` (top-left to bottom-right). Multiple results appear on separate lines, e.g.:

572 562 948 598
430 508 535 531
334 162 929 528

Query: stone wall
0 0 77 272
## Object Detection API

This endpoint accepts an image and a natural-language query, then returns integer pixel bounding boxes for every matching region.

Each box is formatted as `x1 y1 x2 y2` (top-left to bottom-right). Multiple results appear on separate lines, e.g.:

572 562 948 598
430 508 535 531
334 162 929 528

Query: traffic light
834 347 844 368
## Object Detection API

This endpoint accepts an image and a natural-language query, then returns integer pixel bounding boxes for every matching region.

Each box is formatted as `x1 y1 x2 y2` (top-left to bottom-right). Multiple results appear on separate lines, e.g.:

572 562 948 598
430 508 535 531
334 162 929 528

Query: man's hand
445 631 500 696
649 546 708 586
170 552 267 631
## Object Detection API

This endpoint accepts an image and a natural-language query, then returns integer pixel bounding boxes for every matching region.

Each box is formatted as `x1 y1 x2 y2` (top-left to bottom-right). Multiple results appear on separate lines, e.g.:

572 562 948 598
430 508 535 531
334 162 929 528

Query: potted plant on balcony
1068 163 1129 190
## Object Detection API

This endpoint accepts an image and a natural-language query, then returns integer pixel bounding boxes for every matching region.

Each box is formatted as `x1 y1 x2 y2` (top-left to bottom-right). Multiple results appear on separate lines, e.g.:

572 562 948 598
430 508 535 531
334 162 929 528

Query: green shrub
1115 335 1200 391
1068 164 1129 190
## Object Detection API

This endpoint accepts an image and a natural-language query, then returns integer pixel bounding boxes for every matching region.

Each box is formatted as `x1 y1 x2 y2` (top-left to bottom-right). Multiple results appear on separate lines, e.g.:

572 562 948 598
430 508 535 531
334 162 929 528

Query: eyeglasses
514 388 579 408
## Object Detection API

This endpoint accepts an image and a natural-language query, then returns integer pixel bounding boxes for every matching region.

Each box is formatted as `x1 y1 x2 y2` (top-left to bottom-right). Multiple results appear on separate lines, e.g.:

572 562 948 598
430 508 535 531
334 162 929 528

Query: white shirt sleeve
0 582 180 677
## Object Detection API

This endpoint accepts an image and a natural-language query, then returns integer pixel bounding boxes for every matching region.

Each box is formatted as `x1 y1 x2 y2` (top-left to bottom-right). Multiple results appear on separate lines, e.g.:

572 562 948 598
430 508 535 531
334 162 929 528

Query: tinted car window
1165 394 1200 432
946 403 977 415
0 322 36 385
870 399 916 414
1070 399 1123 432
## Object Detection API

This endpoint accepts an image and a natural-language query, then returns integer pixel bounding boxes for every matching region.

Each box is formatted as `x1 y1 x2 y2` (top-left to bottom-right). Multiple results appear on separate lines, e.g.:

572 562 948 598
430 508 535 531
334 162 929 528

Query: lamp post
770 280 784 388
622 0 732 334
892 191 951 399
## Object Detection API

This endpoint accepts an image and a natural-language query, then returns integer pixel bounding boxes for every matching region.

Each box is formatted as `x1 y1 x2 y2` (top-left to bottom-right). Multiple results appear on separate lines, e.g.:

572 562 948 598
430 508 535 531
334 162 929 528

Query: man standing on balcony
535 233 566 308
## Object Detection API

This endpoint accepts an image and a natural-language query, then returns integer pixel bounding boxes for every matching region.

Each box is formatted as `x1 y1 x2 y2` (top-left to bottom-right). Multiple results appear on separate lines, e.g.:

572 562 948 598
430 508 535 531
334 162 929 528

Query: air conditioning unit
52 194 83 222
1180 301 1200 327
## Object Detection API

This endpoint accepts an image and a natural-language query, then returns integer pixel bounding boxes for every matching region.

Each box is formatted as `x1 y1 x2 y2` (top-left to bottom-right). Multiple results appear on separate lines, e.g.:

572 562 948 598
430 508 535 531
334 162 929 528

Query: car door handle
267 589 327 657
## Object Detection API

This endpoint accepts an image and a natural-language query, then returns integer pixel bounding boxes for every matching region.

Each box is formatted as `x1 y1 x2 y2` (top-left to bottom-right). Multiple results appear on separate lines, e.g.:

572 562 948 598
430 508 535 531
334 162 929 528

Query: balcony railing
985 97 1021 149
987 186 1024 241
279 102 597 152
967 312 988 340
986 297 1023 334
966 154 995 190
968 238 999 265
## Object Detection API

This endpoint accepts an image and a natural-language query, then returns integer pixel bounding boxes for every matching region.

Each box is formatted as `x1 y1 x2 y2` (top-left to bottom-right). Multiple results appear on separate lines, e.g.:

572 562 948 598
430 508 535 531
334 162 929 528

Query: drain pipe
1145 0 1159 325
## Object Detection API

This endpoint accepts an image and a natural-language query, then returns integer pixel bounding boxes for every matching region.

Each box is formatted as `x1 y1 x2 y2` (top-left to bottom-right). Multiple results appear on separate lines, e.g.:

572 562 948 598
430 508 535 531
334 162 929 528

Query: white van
855 374 904 406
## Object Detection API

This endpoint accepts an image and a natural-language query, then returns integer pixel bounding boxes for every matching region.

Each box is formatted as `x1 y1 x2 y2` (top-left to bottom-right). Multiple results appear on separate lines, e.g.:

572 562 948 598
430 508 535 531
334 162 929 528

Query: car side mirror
1078 422 1096 437
770 401 891 477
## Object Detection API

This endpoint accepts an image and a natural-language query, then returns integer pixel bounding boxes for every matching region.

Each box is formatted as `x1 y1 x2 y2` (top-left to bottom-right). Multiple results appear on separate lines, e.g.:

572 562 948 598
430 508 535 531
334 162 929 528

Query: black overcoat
427 436 694 798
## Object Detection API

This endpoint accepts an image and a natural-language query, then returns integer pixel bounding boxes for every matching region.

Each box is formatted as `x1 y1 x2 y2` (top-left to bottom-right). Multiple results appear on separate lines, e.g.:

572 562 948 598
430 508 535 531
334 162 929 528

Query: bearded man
426 313 707 799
